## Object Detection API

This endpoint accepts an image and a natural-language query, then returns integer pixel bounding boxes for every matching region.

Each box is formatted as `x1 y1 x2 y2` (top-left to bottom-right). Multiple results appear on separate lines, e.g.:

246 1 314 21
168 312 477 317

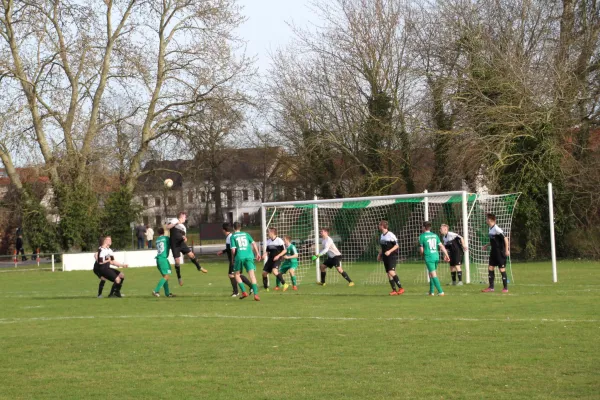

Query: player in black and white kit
482 213 510 293
313 227 354 286
261 227 288 291
440 224 467 286
165 211 207 286
92 236 128 298
217 222 254 297
377 220 404 295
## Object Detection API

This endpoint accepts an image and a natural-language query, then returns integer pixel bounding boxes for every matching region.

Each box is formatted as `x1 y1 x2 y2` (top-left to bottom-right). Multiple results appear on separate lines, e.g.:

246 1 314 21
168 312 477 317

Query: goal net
261 191 520 286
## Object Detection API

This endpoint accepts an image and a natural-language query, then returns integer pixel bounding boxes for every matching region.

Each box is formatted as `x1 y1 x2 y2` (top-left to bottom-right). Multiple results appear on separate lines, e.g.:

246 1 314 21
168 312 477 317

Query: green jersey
285 243 299 267
419 231 440 261
230 231 255 259
156 235 170 259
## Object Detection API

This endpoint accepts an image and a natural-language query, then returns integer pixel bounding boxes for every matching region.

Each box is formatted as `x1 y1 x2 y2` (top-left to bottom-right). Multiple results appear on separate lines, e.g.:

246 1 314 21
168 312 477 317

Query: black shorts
323 256 342 268
489 253 506 268
382 256 398 272
172 242 192 259
449 249 464 267
263 258 281 273
94 263 120 282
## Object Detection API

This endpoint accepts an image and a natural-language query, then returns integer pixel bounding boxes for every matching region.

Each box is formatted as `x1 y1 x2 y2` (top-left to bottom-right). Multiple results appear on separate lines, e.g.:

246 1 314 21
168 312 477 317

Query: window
243 212 250 225
155 197 161 206
254 189 260 201
142 197 148 207
242 189 249 201
168 196 176 206
200 192 206 202
155 216 162 227
227 190 233 207
187 191 193 204
143 216 149 225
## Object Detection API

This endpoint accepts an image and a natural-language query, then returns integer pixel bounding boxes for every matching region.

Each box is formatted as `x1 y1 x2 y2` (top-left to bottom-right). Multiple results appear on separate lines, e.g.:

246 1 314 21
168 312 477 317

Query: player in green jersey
278 235 299 291
419 221 450 296
230 222 261 301
152 228 175 298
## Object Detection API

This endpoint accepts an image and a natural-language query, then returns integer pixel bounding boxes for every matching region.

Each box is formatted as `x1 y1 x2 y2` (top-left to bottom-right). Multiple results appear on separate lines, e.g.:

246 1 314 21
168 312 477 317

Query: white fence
62 250 175 272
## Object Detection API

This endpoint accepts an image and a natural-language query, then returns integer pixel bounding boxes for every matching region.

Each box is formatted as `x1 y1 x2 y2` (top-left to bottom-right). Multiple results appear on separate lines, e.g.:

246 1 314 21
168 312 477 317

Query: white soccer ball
164 178 173 189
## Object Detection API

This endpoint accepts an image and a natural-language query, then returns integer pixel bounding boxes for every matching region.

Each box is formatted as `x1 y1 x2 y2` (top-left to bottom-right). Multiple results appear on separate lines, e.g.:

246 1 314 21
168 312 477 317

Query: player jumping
377 220 404 295
313 227 354 286
482 213 510 293
217 222 254 297
262 228 288 292
419 221 450 296
440 224 467 286
165 211 207 286
230 222 261 301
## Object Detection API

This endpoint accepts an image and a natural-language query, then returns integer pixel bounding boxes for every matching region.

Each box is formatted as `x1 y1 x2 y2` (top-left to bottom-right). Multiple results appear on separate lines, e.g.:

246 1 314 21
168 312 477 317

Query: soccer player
152 228 175 298
230 222 261 301
482 213 510 293
279 235 299 291
262 227 288 291
419 221 450 296
165 211 207 286
217 222 254 297
377 220 404 295
93 236 128 298
440 224 467 286
312 227 354 286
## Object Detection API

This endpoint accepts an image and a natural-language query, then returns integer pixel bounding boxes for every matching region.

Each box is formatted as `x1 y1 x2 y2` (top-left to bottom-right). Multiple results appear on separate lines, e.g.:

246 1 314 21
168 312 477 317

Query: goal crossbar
262 191 466 207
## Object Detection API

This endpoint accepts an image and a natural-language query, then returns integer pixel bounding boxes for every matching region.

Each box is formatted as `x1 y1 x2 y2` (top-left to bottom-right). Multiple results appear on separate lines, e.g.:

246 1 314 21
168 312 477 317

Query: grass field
0 259 598 399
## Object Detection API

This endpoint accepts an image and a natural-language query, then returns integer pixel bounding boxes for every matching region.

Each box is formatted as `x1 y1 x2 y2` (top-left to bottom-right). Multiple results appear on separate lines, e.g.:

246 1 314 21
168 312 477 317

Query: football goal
261 191 520 286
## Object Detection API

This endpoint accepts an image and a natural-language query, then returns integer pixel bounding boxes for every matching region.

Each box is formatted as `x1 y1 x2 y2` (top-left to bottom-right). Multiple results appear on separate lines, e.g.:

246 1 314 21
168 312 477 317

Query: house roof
0 168 50 185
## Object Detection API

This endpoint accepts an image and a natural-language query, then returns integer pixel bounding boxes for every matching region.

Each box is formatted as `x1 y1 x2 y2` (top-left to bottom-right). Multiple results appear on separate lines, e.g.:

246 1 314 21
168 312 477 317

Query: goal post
261 191 520 286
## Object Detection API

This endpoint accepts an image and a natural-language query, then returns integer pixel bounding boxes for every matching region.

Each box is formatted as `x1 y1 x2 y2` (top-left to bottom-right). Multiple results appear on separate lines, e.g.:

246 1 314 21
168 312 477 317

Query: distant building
135 147 307 227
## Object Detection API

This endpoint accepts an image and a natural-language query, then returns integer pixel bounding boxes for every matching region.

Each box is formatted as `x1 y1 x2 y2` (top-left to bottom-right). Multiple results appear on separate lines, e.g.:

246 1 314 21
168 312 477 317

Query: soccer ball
164 178 173 189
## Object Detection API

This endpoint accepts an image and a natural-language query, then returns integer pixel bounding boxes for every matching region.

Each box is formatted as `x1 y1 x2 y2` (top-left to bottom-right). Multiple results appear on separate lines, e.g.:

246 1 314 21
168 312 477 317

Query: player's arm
312 240 329 261
274 246 286 261
504 236 510 257
457 235 467 251
385 243 399 257
109 257 128 268
252 241 261 261
438 242 450 262
418 237 424 256
285 248 298 259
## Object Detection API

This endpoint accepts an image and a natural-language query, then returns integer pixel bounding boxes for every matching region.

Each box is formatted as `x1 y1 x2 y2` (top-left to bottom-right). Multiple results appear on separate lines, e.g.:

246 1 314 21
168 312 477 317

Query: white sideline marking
0 314 597 325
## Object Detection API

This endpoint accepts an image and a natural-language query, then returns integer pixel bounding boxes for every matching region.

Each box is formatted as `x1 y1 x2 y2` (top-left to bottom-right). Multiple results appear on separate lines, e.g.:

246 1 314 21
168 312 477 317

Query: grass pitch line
0 314 598 325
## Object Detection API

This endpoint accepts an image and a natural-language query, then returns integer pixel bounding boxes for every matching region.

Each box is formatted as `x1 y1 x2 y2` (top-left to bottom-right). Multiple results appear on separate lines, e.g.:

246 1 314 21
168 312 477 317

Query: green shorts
234 257 256 273
156 258 172 276
279 262 298 274
425 259 439 272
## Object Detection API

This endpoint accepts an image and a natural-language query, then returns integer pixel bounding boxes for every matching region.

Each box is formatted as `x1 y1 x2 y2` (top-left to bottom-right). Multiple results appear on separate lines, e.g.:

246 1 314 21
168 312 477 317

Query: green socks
252 283 259 294
155 278 167 293
291 275 297 286
164 281 170 296
238 282 246 293
432 277 443 294
429 278 434 294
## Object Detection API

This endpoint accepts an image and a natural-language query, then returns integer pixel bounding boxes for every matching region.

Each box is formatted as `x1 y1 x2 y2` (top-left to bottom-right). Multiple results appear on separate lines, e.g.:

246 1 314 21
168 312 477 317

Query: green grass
0 260 598 399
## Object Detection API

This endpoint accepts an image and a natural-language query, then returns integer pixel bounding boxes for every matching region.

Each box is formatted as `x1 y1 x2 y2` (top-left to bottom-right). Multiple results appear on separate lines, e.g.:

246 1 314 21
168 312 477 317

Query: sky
236 0 315 74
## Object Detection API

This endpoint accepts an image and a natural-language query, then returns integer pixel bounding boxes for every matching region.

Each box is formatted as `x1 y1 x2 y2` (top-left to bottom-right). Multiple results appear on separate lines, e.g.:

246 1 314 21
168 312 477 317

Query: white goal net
261 191 520 286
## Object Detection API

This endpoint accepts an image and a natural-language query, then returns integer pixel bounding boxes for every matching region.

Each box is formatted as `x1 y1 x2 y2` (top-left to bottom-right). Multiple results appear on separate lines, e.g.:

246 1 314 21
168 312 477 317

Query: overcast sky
236 0 315 73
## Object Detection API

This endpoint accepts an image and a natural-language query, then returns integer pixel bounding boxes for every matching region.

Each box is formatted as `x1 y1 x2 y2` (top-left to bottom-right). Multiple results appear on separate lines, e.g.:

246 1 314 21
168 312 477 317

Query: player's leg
450 265 457 285
172 248 183 286
318 263 327 285
262 261 271 290
455 264 463 285
97 277 106 297
289 267 298 289
499 266 508 292
228 262 239 296
335 265 353 285
482 264 495 292
427 261 444 295
273 266 287 291
184 244 207 273
154 260 171 297
245 260 260 301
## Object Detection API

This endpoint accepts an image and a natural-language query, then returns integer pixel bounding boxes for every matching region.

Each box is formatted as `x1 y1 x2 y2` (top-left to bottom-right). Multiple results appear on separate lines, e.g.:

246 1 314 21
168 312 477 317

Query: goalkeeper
312 228 354 286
